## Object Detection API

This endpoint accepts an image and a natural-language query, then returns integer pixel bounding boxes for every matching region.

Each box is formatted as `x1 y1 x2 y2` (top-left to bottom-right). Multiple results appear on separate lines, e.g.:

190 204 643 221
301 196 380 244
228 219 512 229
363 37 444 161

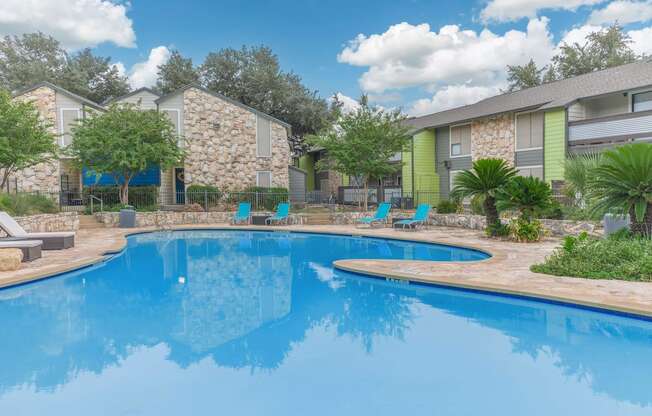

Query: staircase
78 214 104 230
306 213 332 225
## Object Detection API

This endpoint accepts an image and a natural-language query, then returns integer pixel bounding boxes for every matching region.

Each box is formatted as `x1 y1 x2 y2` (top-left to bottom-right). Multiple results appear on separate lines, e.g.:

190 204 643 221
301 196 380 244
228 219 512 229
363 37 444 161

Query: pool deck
2 224 652 318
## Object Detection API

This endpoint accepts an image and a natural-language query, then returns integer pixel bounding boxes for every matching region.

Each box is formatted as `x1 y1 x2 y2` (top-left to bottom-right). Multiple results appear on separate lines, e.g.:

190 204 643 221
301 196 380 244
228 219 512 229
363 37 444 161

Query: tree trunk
363 180 369 212
120 175 133 206
629 203 652 237
484 195 499 226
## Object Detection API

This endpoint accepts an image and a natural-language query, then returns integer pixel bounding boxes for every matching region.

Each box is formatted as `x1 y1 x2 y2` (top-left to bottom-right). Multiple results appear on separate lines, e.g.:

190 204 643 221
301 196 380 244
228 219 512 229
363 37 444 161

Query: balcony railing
568 109 652 142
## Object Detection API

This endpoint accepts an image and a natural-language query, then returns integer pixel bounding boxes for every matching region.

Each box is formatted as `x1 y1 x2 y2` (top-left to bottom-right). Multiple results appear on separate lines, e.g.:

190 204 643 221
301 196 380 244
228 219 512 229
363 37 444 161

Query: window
516 111 543 150
633 91 652 112
256 171 272 188
450 124 471 157
516 165 544 180
256 115 272 158
161 109 181 146
60 108 81 147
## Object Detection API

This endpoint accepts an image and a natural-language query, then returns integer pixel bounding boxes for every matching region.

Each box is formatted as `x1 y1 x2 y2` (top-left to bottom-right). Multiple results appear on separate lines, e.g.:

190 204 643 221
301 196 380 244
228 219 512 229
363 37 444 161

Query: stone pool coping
1 224 652 319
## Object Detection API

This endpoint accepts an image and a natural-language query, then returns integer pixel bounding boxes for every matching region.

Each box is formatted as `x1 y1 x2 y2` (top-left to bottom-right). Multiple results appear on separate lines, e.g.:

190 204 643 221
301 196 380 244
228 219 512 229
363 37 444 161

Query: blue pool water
0 230 651 415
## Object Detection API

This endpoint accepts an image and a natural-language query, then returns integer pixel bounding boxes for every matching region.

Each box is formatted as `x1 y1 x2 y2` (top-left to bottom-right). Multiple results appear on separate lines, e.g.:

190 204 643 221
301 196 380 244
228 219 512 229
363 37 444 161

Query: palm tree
563 152 602 207
450 158 517 226
588 143 652 236
495 176 553 221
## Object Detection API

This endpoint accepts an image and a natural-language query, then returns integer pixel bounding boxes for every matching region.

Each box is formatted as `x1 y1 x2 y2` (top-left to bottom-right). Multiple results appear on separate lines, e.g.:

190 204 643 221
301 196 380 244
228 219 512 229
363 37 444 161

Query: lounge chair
356 202 391 227
265 202 290 225
0 240 42 262
232 202 251 225
0 211 75 250
393 203 431 231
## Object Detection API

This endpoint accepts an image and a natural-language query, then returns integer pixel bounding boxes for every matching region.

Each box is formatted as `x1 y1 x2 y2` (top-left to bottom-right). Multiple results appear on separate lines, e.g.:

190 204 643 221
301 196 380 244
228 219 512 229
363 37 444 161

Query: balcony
568 110 652 143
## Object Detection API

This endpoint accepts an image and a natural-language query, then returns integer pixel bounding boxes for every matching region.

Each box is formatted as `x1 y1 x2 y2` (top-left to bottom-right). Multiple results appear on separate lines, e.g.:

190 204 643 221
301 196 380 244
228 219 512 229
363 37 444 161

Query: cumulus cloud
480 0 602 22
588 0 652 25
0 0 136 49
559 24 603 46
338 18 555 93
125 46 171 89
627 26 652 54
332 93 361 113
408 84 503 116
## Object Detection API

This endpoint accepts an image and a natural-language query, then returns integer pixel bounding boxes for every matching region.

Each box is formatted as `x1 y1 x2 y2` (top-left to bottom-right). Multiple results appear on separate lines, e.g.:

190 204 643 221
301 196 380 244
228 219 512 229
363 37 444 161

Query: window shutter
256 116 272 157
257 171 272 187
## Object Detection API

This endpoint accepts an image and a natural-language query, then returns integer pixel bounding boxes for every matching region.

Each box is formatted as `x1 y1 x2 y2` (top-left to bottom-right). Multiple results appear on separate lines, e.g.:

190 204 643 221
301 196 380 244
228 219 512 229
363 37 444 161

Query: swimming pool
0 230 651 415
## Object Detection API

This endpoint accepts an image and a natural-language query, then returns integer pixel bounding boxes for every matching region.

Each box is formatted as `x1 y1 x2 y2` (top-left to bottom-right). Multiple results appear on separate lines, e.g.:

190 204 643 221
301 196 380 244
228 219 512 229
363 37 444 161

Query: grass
531 232 652 281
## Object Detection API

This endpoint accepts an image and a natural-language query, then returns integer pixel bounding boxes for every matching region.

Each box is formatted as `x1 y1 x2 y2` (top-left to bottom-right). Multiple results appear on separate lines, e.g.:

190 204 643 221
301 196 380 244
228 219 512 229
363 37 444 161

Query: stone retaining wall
13 212 79 233
94 211 307 228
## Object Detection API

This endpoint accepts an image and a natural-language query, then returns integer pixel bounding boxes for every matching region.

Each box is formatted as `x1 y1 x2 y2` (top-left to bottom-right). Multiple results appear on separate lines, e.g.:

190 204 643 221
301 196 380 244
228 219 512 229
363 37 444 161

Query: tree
59 48 130 103
506 59 545 92
199 46 337 153
496 176 553 222
563 153 602 207
155 50 199 94
69 104 185 204
505 24 640 91
0 89 58 189
0 32 65 91
588 143 652 236
307 96 411 210
0 32 130 103
450 158 517 230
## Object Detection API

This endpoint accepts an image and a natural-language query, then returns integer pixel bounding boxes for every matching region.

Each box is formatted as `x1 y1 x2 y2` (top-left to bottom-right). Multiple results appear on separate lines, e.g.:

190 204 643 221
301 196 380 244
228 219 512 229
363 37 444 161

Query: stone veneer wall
94 211 306 227
10 86 61 192
182 88 290 190
471 113 515 164
8 212 79 233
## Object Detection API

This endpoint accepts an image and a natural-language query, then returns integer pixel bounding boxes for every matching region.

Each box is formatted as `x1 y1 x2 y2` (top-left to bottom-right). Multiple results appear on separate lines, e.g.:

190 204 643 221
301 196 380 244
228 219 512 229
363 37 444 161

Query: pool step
306 213 333 225
78 215 104 229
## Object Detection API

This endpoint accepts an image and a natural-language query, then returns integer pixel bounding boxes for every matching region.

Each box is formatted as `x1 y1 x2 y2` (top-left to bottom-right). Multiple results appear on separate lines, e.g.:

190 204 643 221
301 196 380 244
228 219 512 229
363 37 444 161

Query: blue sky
2 0 652 114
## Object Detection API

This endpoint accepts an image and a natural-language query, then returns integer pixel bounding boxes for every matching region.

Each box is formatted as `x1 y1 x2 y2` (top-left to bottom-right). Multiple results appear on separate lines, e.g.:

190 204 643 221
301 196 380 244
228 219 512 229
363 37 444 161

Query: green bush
186 184 221 209
509 217 546 242
532 232 652 281
83 186 158 210
470 195 485 216
0 193 59 216
436 199 460 214
485 220 510 238
537 199 564 220
240 186 289 210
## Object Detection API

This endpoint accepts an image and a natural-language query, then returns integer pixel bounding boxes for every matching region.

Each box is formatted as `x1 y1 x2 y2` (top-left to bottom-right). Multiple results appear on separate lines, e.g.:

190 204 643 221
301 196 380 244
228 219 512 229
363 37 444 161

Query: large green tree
198 46 337 153
0 89 58 189
155 50 199 94
70 104 185 204
506 24 640 91
307 96 411 210
0 32 130 103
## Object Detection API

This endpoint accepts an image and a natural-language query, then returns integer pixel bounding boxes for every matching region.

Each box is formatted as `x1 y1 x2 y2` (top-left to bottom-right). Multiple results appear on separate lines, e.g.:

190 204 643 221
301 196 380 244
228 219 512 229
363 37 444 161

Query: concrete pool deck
1 224 652 318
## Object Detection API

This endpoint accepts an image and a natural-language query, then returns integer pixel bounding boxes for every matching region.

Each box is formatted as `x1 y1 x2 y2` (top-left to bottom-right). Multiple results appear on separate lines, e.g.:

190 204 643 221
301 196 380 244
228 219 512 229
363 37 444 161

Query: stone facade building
10 83 292 203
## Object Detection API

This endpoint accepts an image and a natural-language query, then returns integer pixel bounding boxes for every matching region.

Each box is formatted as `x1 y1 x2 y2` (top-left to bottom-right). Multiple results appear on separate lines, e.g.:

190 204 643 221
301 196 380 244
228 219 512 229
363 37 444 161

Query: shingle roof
406 59 652 132
12 81 105 111
155 84 292 129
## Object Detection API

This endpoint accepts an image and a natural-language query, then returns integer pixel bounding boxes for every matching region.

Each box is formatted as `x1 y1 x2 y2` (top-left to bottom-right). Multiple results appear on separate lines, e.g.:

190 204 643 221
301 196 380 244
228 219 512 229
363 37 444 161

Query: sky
2 0 652 115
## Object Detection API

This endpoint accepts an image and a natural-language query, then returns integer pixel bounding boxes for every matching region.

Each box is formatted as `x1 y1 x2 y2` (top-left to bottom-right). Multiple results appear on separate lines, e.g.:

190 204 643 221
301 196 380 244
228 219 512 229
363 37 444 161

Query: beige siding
115 90 159 110
584 93 629 119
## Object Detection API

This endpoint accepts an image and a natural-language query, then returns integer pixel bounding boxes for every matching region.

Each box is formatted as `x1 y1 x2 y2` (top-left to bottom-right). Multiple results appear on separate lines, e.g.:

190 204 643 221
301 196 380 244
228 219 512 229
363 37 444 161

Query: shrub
485 220 510 238
537 199 564 220
436 199 460 214
186 184 221 209
509 217 546 242
532 232 652 281
470 195 486 215
83 186 158 210
240 186 289 211
0 193 58 216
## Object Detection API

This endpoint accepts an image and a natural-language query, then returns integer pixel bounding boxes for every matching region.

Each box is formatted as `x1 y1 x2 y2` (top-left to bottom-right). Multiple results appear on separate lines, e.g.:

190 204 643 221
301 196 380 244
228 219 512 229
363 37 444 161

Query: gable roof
12 81 105 111
155 84 292 129
103 87 161 105
407 59 652 132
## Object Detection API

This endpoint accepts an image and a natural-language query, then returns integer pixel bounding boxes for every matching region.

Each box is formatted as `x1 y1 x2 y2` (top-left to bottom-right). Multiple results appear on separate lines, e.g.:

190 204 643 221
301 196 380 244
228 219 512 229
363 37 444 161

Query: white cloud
628 26 652 54
112 62 127 78
559 24 603 46
408 84 503 116
332 92 361 113
0 0 136 49
588 1 652 25
126 46 171 89
337 18 555 93
480 0 602 23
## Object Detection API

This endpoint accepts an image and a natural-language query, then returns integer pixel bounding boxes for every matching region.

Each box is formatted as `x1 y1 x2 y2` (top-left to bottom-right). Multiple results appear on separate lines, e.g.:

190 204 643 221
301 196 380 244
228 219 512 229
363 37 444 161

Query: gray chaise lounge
0 240 43 262
0 212 75 250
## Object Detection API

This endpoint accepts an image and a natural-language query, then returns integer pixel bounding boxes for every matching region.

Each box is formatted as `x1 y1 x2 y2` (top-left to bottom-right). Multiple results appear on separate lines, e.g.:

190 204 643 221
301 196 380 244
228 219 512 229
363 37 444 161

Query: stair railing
89 195 103 214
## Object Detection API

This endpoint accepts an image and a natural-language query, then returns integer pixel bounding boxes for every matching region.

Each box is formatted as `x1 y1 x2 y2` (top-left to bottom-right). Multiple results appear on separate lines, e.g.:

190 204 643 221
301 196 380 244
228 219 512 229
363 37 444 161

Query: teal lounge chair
356 202 391 227
265 202 290 225
393 203 431 231
232 202 251 225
